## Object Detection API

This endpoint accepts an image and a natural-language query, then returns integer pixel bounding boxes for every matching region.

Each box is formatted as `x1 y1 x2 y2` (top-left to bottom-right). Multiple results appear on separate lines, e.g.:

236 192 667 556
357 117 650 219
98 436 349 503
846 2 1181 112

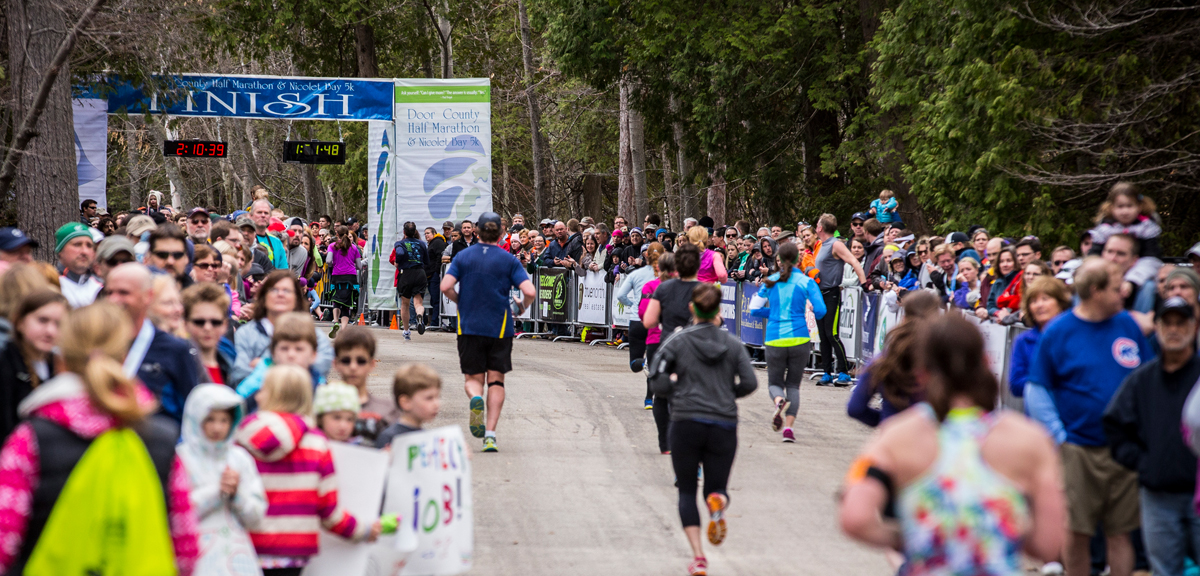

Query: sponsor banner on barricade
382 426 473 576
537 267 571 323
738 284 765 347
611 274 640 328
860 292 881 362
440 264 458 323
839 287 863 362
576 270 608 325
720 281 739 336
961 311 1011 385
873 299 904 354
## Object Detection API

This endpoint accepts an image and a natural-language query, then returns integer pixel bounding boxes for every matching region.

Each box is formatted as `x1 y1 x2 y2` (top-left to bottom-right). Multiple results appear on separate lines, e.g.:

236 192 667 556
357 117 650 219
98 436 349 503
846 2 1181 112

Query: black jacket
649 322 758 424
1103 354 1200 493
0 342 55 441
426 236 447 277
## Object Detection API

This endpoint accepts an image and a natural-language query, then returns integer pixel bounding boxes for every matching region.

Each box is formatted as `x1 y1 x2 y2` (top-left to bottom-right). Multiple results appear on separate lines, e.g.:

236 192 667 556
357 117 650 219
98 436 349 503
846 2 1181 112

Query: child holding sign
375 363 443 449
237 365 381 575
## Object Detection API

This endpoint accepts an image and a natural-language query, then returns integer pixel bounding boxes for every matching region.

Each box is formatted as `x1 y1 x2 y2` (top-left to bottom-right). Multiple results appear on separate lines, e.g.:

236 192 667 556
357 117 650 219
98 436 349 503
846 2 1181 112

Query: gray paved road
364 328 891 575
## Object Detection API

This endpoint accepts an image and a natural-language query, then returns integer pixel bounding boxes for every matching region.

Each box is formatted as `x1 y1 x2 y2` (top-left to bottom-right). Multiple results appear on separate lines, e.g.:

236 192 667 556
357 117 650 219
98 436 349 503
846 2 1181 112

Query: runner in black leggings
649 283 758 576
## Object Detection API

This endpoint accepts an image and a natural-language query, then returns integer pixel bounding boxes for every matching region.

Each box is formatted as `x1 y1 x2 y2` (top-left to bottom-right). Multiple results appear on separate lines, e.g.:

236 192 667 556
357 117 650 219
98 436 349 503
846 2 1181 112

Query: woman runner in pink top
641 252 677 454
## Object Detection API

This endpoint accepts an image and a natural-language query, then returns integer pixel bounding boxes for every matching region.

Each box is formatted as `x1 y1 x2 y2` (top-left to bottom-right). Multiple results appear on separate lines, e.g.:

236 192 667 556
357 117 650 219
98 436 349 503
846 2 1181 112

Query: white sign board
965 312 1011 383
440 266 458 329
302 442 404 576
611 274 640 328
366 120 399 310
839 287 862 362
73 98 108 210
576 270 608 325
383 426 473 576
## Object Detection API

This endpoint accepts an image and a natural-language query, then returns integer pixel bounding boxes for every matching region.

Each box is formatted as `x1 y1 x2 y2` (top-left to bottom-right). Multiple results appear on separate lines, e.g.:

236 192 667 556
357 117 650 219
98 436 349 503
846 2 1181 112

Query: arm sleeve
230 450 267 530
986 279 1002 315
952 285 970 309
185 469 224 521
846 366 881 427
732 340 759 398
748 283 770 318
1124 256 1161 288
807 279 827 319
1024 382 1066 445
168 456 200 576
1008 339 1031 398
0 424 38 574
1102 377 1142 472
615 272 635 306
884 198 897 211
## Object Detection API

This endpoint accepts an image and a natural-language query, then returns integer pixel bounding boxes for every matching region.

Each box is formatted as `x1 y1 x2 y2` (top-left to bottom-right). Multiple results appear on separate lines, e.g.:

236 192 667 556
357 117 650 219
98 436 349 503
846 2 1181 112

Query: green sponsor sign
395 86 491 103
537 268 570 323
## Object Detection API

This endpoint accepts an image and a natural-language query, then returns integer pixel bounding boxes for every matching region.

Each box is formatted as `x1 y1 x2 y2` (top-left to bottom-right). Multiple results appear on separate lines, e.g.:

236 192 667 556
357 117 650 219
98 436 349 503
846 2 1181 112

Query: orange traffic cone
389 314 398 330
357 313 365 326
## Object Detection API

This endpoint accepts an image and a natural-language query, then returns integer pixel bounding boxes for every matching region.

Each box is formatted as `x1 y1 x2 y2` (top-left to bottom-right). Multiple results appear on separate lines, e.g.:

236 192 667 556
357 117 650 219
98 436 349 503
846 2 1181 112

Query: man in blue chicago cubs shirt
1028 257 1153 576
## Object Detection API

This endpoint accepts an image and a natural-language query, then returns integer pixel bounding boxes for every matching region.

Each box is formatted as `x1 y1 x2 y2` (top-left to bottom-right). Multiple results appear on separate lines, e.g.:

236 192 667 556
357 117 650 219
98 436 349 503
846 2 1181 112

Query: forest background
2 0 1199 258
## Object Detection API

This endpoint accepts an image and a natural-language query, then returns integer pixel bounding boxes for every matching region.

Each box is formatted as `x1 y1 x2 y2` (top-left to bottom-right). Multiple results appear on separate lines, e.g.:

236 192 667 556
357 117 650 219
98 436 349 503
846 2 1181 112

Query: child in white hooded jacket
178 384 268 576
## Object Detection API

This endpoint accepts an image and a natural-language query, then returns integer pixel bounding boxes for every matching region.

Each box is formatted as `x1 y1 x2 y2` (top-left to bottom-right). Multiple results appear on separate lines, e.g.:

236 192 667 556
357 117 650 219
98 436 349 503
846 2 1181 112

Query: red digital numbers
164 140 227 158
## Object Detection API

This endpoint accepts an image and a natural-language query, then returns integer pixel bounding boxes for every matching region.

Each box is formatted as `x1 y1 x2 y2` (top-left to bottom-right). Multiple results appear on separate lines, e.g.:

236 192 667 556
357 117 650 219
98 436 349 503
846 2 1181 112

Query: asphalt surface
364 327 892 576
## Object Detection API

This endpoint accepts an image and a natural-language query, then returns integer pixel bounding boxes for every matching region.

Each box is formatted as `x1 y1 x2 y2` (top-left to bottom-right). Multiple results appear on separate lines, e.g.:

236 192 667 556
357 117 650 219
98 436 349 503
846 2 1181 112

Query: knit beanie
313 383 360 416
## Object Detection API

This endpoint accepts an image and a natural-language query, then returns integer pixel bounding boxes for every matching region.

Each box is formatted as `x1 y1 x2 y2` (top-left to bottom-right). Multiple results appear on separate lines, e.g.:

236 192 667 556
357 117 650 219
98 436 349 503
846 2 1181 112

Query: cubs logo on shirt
1112 337 1141 368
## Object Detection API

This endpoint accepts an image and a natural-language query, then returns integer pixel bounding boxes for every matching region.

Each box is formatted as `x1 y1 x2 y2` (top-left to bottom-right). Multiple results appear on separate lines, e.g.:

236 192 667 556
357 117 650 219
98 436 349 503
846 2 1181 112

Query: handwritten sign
383 426 473 575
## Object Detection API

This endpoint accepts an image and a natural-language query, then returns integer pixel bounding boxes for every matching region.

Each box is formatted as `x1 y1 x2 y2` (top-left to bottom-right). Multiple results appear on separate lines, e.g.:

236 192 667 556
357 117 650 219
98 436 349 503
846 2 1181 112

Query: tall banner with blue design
367 120 398 310
72 99 108 209
393 79 492 233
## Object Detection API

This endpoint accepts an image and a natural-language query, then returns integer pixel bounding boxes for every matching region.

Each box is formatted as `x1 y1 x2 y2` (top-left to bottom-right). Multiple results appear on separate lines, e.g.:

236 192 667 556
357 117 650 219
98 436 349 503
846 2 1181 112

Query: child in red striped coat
236 365 381 576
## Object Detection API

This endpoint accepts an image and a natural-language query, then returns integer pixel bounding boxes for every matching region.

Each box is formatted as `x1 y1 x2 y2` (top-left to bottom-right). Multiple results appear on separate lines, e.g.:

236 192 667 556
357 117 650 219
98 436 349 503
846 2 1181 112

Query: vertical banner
394 79 492 233
611 274 640 328
839 287 862 363
720 281 739 335
859 292 880 362
738 287 765 347
382 426 473 576
73 99 108 210
367 120 399 310
576 270 608 325
537 268 571 323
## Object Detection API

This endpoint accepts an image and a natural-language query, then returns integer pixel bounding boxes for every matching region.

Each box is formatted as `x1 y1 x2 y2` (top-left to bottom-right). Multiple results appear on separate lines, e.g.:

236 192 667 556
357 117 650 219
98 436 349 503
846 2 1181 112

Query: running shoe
771 398 789 432
782 428 796 443
403 331 411 341
416 318 426 335
468 396 485 438
687 557 708 576
835 372 853 387
1039 562 1064 575
328 324 340 339
482 436 498 452
630 358 645 373
644 398 653 410
705 493 728 546
816 373 835 386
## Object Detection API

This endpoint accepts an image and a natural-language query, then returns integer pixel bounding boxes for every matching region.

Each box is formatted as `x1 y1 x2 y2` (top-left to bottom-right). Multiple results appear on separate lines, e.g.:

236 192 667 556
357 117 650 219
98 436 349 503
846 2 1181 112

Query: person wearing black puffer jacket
649 282 757 576
424 227 447 328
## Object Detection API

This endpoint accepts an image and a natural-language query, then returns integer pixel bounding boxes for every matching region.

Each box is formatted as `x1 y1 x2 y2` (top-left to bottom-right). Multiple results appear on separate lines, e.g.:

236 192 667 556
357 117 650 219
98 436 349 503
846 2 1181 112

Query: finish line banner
102 74 394 121
394 79 492 232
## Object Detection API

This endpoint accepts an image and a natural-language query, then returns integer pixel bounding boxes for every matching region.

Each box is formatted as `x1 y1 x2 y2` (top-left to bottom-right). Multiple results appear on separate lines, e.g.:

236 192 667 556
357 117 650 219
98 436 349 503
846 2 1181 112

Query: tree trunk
6 0 89 259
669 94 699 221
125 119 143 209
582 174 603 222
424 1 453 79
630 96 648 225
147 119 189 208
707 164 727 227
517 0 548 220
354 18 379 78
242 120 265 200
660 144 680 229
616 78 635 224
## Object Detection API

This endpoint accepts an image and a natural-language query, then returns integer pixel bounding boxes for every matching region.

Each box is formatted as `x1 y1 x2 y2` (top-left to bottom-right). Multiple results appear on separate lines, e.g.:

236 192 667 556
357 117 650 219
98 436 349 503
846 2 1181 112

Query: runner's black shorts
395 268 428 299
457 334 513 375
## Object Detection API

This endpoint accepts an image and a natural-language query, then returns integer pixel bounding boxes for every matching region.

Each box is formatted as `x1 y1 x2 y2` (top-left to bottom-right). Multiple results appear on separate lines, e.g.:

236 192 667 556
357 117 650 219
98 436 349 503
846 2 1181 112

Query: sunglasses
851 222 864 227
153 251 186 261
106 256 133 267
338 356 371 366
189 318 224 328
724 233 738 238
193 262 219 270
1053 260 1068 266
917 249 928 255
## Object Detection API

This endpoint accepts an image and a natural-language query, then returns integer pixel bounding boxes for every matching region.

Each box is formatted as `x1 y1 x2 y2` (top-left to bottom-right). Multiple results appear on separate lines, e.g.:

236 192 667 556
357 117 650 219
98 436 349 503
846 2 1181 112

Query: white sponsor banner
367 120 399 310
962 311 1010 383
394 79 492 234
383 426 473 576
302 442 408 576
839 287 862 362
73 99 108 210
576 270 608 325
611 274 640 327
511 285 533 320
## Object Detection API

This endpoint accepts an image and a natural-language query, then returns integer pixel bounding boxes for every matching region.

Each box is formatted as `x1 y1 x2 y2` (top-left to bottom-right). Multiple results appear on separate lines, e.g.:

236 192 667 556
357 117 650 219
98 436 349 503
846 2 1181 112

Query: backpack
24 427 176 576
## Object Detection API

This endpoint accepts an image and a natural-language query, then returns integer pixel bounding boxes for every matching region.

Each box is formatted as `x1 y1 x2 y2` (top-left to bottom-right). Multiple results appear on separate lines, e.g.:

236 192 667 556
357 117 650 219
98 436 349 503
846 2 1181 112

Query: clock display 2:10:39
165 141 227 158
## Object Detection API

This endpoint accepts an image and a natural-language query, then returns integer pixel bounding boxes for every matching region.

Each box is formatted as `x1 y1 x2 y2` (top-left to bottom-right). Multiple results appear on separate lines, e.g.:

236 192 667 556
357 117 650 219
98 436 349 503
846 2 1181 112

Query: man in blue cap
0 227 38 265
55 222 102 308
440 211 535 453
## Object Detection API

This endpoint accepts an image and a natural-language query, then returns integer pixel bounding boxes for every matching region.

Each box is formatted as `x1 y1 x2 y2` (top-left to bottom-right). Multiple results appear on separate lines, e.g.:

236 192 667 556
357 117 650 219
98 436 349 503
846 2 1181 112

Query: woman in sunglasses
182 282 234 385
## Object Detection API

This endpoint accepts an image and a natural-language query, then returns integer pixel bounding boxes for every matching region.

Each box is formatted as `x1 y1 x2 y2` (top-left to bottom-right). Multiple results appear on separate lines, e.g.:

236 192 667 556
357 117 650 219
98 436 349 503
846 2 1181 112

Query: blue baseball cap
0 227 38 252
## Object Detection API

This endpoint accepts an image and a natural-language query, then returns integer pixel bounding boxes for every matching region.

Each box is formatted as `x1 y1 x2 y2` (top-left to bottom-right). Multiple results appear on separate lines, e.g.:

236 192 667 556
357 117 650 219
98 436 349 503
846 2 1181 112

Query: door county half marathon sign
99 74 395 121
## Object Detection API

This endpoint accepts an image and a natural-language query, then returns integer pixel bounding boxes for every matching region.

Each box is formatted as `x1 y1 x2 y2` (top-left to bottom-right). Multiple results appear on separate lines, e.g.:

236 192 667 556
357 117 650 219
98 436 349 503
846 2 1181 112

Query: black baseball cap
477 212 503 229
1157 296 1195 321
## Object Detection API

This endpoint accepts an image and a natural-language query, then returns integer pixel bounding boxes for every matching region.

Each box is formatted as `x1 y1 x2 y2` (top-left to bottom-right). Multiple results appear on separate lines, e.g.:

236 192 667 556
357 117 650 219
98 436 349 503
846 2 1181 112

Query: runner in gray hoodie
649 283 757 576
